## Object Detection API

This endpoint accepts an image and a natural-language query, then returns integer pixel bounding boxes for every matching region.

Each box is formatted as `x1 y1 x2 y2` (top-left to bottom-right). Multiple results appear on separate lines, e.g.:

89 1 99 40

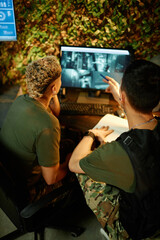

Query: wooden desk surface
59 89 160 133
59 112 160 134
59 114 102 133
59 89 119 132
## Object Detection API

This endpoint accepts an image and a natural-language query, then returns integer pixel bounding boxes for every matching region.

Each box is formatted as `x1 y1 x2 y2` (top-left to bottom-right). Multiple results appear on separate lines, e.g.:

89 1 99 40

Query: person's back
117 120 160 239
69 60 160 239
0 56 79 204
0 94 60 183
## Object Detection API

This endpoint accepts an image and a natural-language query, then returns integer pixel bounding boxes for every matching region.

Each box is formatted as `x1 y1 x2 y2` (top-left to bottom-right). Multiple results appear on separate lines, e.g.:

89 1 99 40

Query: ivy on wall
0 0 159 85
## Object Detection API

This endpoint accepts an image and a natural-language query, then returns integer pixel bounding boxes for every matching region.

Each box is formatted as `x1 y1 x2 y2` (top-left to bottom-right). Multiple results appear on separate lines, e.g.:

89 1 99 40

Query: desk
59 89 160 133
59 89 119 132
59 114 102 133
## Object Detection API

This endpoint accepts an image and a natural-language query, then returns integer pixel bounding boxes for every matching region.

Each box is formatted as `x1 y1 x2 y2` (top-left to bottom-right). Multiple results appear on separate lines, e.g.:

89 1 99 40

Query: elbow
68 161 75 173
69 157 78 173
41 164 61 185
43 173 57 185
69 158 84 174
45 178 56 185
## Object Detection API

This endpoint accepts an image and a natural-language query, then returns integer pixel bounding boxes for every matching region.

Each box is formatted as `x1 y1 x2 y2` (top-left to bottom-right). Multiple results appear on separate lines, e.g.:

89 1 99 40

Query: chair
0 141 85 240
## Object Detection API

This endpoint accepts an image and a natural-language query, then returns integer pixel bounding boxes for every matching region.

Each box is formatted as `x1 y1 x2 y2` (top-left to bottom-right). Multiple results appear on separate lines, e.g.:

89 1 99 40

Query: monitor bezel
60 45 134 92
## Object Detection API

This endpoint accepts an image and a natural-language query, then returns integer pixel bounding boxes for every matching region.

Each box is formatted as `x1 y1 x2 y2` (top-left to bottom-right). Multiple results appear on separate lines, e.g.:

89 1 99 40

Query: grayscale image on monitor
60 46 132 91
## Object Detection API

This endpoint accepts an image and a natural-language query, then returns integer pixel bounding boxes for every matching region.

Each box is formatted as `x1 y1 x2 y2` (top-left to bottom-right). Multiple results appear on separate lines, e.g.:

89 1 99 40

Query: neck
120 91 157 130
126 108 156 130
36 95 52 109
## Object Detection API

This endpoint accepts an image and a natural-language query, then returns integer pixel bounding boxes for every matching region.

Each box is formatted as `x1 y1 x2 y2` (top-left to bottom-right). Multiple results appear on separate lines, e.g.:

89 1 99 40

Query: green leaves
0 0 159 85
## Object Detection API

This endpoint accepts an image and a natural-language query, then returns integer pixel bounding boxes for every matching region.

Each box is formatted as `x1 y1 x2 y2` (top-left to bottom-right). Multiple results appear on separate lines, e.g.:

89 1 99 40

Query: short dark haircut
121 60 160 113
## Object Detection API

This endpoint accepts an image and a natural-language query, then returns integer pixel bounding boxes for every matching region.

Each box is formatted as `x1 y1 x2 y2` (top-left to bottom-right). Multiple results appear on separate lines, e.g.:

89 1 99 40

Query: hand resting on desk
89 126 114 144
69 126 113 173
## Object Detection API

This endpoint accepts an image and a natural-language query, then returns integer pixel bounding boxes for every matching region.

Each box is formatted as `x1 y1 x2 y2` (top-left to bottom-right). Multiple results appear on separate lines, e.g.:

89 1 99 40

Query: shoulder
80 141 135 192
25 95 60 128
93 140 129 158
18 95 60 133
80 140 131 173
117 122 160 150
7 94 25 109
42 111 60 130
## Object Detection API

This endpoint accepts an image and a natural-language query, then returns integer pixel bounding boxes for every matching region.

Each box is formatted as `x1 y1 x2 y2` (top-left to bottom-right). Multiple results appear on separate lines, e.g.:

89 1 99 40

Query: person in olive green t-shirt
69 60 160 240
0 56 74 203
1 94 61 190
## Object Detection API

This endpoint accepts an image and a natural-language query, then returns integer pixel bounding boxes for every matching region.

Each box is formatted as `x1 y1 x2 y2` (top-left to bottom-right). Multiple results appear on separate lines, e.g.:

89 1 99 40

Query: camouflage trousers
77 173 129 240
77 174 160 240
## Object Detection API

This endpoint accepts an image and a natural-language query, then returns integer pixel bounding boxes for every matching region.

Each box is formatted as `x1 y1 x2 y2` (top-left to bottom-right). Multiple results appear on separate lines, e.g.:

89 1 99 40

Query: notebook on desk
93 114 129 142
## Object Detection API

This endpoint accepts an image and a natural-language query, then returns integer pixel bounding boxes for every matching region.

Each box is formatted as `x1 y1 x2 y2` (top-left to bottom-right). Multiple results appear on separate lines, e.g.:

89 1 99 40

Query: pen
99 73 109 82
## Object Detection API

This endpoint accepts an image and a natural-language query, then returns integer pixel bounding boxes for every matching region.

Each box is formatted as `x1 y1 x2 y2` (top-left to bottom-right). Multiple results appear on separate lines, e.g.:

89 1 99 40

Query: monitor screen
60 46 132 90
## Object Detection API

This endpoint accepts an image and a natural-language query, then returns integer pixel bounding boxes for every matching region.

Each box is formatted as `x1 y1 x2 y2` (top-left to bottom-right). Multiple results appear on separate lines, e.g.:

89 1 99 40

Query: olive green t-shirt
0 94 60 180
79 140 136 193
80 121 160 193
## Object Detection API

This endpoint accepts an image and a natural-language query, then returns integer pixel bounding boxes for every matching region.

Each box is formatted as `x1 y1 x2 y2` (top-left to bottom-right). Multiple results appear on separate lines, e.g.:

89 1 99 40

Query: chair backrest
0 140 29 229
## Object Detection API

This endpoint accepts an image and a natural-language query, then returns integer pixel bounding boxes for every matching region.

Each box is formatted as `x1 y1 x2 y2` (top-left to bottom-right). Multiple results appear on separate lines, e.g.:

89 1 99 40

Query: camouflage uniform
77 174 160 240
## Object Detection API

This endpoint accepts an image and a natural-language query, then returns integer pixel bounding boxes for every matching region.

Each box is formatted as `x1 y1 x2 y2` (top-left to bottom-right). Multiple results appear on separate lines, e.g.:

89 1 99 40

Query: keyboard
60 102 114 116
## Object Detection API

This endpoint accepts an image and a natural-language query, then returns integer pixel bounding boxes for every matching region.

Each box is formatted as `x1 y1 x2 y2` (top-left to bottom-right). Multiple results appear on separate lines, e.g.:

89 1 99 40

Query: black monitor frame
60 45 134 93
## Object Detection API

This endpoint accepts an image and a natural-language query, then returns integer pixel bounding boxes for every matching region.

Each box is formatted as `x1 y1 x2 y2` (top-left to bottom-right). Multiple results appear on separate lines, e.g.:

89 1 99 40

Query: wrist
84 131 96 141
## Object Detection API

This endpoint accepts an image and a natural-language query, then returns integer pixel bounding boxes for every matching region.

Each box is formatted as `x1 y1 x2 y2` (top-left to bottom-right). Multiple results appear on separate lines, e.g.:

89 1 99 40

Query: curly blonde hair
25 56 61 98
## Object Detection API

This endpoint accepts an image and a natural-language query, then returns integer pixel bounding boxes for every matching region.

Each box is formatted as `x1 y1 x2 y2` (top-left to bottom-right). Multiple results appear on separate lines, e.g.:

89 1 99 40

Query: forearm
69 127 113 173
69 136 93 173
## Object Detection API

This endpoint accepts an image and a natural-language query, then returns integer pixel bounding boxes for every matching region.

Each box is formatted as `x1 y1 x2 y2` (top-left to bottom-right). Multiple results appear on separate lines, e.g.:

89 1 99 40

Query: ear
121 91 125 105
51 85 57 96
119 90 126 109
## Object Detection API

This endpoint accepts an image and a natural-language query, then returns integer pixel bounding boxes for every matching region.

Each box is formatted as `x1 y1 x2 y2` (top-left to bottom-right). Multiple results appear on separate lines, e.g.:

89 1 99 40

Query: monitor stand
77 91 109 104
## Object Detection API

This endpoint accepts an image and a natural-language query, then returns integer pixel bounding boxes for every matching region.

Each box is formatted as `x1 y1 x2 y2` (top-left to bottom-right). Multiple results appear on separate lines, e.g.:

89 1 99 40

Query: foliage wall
0 0 160 85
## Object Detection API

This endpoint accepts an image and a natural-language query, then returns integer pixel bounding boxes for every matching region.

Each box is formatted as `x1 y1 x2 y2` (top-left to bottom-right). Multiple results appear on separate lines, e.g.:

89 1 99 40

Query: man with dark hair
69 60 160 239
121 60 160 113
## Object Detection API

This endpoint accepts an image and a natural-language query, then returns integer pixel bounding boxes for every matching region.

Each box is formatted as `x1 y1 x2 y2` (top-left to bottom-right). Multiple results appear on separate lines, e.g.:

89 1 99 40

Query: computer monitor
60 45 133 91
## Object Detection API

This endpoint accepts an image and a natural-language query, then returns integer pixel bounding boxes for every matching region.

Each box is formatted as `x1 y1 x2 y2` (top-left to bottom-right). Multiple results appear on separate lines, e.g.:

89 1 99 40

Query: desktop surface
59 88 119 132
59 89 160 133
60 88 116 116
